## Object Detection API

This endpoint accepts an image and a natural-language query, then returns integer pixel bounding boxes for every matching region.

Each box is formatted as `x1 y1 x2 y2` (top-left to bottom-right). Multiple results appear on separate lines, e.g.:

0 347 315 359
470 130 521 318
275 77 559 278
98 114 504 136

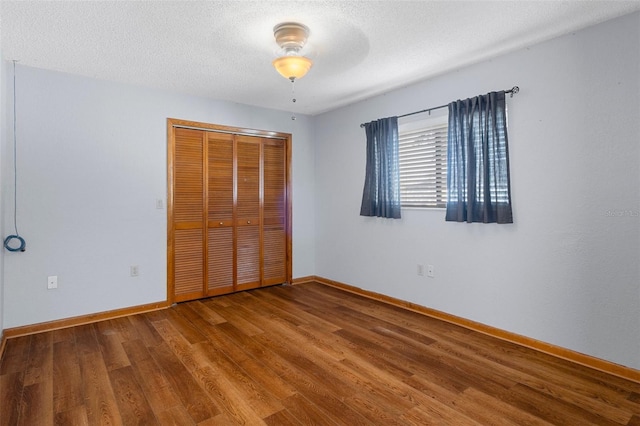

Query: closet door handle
219 222 223 225
247 220 251 224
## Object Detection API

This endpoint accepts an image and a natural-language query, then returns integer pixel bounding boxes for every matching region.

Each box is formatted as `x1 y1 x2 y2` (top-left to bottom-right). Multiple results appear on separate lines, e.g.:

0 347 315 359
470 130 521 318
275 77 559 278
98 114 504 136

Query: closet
167 118 291 303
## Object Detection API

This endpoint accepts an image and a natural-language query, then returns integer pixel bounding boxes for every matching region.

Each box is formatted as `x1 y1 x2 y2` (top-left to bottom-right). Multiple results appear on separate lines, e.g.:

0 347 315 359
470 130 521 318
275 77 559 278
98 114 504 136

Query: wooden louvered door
172 128 205 302
206 132 234 296
263 138 287 285
168 119 291 304
235 135 261 291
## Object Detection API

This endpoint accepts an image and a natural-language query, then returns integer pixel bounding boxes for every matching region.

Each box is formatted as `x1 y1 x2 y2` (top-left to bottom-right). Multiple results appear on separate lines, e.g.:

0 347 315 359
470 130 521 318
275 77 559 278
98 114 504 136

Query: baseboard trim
2 300 170 340
291 275 317 285
0 331 6 363
312 275 640 384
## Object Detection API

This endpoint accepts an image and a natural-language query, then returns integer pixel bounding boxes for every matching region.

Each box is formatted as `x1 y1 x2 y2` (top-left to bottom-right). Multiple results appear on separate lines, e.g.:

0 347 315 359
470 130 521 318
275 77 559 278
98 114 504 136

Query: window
398 118 448 208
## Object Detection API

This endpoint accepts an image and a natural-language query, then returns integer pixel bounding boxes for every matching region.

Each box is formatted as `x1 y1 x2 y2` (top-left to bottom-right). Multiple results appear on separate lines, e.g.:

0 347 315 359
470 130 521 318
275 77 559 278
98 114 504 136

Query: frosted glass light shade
272 56 313 81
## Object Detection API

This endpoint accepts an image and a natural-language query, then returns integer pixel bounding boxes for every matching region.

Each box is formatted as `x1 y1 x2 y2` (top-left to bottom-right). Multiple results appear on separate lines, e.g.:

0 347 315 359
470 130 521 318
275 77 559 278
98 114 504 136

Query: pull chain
290 78 297 120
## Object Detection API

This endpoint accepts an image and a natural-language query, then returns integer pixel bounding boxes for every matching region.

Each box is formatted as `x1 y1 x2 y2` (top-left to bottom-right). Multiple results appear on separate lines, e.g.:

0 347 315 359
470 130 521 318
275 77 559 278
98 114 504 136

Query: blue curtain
446 91 513 223
360 116 401 218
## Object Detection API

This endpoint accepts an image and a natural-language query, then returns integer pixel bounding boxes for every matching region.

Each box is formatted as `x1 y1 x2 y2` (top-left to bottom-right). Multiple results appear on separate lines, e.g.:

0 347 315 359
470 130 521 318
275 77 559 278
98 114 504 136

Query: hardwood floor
1 282 639 425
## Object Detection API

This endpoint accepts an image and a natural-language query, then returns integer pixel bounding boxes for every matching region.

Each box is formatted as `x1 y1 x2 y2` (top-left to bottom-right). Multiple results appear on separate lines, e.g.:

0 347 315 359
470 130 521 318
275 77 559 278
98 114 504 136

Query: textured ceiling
2 1 640 115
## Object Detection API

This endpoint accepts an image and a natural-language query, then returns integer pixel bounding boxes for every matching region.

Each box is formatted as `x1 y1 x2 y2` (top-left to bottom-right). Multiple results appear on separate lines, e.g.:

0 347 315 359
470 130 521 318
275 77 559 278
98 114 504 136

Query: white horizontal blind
398 122 448 208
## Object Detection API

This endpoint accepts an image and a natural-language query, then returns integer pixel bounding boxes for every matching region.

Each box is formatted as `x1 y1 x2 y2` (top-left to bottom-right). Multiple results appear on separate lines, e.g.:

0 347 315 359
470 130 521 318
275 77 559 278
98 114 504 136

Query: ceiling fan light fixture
272 22 313 81
272 56 313 81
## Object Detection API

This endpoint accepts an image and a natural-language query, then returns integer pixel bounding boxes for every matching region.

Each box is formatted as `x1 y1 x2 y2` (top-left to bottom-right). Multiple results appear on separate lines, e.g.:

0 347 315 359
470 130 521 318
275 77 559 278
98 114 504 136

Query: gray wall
1 65 316 328
313 12 640 369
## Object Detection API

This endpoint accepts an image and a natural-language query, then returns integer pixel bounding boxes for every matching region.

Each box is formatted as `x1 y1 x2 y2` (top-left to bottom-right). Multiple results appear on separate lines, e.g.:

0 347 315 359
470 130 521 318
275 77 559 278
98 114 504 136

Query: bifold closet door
169 118 291 304
173 128 205 302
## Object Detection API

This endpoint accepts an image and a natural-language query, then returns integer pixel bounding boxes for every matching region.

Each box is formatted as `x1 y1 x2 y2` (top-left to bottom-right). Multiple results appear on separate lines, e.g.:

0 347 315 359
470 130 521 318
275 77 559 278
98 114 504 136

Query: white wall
314 12 640 370
1 65 315 328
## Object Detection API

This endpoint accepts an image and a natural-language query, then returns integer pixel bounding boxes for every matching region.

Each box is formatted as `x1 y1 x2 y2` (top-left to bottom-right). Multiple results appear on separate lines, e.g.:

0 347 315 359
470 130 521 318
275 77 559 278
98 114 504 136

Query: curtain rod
359 86 519 128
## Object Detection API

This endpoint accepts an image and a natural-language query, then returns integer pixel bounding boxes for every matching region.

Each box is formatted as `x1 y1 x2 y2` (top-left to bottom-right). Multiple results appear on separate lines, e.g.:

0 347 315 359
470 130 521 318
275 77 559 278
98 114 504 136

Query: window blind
398 123 448 208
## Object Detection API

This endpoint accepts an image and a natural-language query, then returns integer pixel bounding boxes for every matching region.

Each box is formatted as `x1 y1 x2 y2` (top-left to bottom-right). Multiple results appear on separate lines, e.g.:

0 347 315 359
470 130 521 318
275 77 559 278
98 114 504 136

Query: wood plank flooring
1 282 639 425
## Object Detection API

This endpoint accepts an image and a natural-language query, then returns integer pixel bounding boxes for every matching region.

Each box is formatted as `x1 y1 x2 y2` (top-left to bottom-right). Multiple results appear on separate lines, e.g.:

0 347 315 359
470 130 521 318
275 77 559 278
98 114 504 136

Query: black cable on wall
4 60 26 252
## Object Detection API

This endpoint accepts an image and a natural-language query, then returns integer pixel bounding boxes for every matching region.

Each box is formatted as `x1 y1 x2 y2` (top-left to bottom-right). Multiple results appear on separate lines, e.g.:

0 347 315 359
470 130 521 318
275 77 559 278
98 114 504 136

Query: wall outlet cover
427 265 435 278
47 275 58 289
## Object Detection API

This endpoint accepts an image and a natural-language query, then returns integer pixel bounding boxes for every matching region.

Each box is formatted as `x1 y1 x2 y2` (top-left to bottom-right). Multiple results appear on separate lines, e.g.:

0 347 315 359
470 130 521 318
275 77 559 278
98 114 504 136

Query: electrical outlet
130 265 139 277
427 265 435 278
156 199 164 209
417 264 424 276
47 275 58 289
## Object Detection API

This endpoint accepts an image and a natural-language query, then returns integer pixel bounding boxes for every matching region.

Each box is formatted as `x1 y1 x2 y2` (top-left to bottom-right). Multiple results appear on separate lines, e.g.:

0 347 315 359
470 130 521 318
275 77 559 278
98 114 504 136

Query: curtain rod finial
510 86 520 97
